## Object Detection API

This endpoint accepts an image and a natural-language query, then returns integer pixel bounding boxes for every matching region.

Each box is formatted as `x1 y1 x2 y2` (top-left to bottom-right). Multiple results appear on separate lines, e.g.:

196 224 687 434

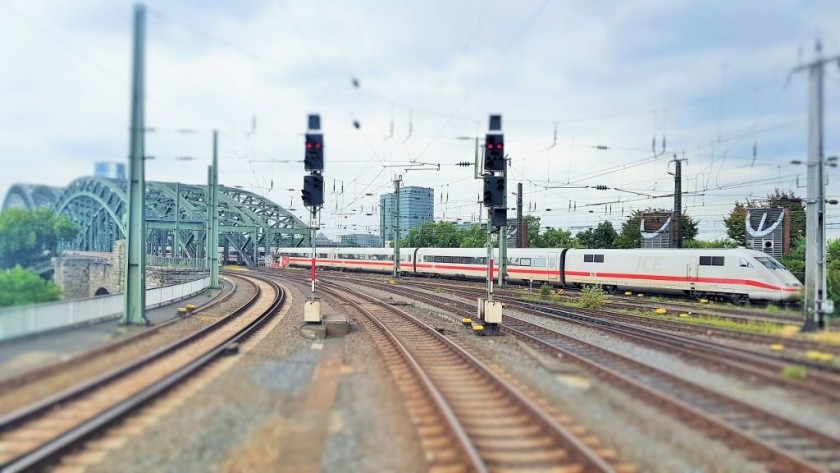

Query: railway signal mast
302 114 325 324
477 114 505 335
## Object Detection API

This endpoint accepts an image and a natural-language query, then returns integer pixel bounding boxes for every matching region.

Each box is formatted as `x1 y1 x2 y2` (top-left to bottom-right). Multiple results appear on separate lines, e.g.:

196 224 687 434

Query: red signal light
306 142 313 149
486 143 493 149
496 143 503 149
315 143 321 149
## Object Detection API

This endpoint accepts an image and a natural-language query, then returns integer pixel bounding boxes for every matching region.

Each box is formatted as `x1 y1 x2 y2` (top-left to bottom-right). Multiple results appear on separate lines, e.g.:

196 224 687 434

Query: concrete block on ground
324 313 350 337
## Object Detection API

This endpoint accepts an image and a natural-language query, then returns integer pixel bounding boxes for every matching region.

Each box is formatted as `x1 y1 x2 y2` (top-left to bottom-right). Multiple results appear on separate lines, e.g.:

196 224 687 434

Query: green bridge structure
2 177 310 266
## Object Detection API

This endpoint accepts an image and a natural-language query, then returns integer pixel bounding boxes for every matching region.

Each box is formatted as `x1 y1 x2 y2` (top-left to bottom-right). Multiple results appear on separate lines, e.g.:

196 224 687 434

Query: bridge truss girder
2 177 311 265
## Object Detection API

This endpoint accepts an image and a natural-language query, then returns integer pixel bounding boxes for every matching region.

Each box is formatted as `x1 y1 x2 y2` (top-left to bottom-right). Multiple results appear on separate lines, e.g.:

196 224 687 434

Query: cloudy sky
2 0 840 241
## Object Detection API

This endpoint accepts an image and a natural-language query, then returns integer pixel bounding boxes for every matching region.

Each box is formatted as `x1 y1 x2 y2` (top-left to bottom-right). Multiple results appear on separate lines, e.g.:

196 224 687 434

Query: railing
0 277 210 342
146 256 208 269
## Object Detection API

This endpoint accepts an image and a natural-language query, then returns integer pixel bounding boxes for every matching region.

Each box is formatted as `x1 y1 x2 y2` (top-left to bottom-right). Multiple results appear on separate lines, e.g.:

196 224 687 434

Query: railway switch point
304 299 322 324
462 318 472 326
176 307 188 317
185 304 197 312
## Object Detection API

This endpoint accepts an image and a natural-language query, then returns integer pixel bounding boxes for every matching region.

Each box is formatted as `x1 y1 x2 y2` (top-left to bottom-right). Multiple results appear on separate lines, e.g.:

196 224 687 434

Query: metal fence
0 277 210 342
146 256 208 269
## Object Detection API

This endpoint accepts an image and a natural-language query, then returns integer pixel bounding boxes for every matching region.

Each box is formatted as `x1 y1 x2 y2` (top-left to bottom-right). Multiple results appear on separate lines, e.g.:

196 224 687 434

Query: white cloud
1 0 839 241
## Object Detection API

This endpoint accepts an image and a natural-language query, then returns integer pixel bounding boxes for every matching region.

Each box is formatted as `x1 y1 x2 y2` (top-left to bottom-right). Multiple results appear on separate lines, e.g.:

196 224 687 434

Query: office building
380 186 434 243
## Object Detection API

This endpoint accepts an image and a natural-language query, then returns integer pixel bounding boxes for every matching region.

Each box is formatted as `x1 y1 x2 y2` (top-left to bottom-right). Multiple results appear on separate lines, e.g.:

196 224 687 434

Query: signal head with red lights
304 133 324 171
484 133 505 171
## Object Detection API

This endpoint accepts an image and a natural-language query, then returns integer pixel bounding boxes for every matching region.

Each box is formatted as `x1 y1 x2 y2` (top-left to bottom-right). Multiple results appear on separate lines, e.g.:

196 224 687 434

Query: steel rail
0 273 284 472
313 278 616 473
328 275 840 473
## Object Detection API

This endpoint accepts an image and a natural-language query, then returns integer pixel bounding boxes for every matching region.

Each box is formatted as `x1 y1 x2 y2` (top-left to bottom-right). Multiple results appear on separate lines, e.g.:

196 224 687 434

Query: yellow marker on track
654 308 667 314
770 344 785 352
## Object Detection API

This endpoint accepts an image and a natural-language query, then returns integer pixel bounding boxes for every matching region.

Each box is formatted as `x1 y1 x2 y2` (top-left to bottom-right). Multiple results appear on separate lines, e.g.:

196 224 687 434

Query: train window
443 256 452 263
584 254 594 262
434 256 444 263
533 257 546 267
594 255 604 263
476 257 486 265
318 253 327 258
755 256 784 270
699 256 712 266
520 258 531 266
712 256 725 266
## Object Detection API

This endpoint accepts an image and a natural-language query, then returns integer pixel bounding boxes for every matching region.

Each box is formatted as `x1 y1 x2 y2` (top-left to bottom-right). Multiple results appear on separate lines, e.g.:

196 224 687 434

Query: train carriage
562 248 802 303
274 246 802 302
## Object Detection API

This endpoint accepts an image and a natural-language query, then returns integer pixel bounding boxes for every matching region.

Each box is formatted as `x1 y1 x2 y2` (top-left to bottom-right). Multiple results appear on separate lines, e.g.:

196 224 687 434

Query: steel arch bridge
2 177 310 266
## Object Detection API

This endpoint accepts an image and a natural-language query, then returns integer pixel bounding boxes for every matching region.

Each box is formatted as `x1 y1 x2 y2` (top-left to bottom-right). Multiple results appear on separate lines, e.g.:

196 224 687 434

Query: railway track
398 278 840 357
286 272 625 473
0 276 239 407
0 273 284 472
325 274 840 473
325 271 806 326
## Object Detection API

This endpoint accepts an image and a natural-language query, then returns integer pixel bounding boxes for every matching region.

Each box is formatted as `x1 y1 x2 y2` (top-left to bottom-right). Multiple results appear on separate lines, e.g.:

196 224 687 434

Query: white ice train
273 247 803 303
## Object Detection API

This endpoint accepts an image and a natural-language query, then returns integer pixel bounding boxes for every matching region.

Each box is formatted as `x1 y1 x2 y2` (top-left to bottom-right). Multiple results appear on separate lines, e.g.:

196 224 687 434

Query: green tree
0 266 62 307
541 227 577 248
576 221 618 248
400 221 460 248
459 225 486 248
0 209 77 269
525 215 542 247
723 201 748 245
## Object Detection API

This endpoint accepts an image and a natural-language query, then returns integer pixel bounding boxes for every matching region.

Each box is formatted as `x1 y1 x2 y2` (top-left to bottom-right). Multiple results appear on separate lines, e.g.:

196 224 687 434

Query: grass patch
809 331 840 345
579 285 606 309
621 309 787 335
766 304 780 313
539 283 553 297
781 365 808 379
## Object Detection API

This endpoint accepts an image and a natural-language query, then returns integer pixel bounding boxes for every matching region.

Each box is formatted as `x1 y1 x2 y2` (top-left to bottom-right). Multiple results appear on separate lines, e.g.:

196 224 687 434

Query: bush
0 266 61 307
781 365 807 379
539 284 552 297
579 285 606 309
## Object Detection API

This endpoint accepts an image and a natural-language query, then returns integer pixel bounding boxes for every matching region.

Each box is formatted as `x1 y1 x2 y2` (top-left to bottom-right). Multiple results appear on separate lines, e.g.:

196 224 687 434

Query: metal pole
209 131 220 286
498 161 508 288
206 166 213 267
516 182 524 248
486 210 494 302
174 182 180 259
311 208 317 296
393 176 401 278
673 159 682 248
121 3 148 326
